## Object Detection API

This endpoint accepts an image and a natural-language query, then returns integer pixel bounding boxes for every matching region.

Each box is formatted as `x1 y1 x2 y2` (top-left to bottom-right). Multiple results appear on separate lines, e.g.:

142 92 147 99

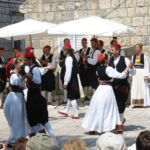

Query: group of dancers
0 37 149 145
2 50 56 146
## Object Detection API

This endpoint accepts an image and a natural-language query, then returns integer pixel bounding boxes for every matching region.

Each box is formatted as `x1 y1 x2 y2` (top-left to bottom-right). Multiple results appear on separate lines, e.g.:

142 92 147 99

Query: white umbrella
51 16 135 36
0 19 62 41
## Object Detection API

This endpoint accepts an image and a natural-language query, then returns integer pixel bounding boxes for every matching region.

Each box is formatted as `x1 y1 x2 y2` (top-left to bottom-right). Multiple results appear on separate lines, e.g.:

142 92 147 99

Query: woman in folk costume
131 43 150 107
24 52 56 138
82 53 132 134
3 59 29 145
58 44 80 119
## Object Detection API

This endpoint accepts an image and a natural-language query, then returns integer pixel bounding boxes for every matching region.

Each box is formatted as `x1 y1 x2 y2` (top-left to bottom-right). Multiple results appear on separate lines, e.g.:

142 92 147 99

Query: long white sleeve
144 55 150 76
106 66 127 79
87 49 100 65
32 67 41 84
64 56 73 86
125 57 136 76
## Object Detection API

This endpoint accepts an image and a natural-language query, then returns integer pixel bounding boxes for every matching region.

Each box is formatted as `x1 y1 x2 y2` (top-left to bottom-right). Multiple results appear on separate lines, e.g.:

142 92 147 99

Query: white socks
63 89 67 102
120 113 124 123
64 100 71 113
71 100 79 117
63 99 79 117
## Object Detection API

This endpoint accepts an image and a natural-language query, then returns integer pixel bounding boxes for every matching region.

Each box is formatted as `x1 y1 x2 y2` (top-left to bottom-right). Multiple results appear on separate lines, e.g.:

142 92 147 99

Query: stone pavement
0 104 150 150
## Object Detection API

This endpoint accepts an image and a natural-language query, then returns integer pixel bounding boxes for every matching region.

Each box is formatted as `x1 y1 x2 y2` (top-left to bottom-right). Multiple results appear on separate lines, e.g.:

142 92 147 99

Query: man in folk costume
58 43 80 119
109 43 135 123
78 38 91 101
59 38 70 104
110 38 125 56
131 43 150 107
0 47 7 109
82 54 132 134
97 40 106 54
24 52 56 138
87 38 101 91
40 45 56 105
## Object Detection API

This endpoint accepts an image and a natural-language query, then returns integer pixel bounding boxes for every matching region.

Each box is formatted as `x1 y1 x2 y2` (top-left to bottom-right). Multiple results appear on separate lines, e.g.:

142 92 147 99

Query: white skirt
81 85 121 133
131 68 150 107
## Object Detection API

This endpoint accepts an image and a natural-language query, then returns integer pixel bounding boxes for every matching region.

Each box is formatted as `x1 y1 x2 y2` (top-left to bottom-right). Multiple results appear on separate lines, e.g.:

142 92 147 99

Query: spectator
136 130 150 150
96 132 126 150
26 133 57 150
131 43 150 107
14 137 28 150
63 139 87 150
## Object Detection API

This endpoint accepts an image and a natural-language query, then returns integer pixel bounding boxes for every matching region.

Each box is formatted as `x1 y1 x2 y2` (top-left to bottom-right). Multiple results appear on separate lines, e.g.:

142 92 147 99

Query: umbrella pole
75 35 77 50
11 36 14 50
29 34 32 46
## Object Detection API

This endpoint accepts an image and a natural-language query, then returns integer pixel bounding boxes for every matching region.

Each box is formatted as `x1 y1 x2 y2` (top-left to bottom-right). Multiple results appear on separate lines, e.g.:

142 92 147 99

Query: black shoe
39 129 47 133
29 133 36 138
7 143 15 148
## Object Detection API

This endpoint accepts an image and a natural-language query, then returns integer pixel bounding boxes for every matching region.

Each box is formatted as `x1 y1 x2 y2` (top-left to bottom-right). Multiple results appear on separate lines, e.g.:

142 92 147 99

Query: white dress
131 55 150 107
4 73 30 143
81 66 127 133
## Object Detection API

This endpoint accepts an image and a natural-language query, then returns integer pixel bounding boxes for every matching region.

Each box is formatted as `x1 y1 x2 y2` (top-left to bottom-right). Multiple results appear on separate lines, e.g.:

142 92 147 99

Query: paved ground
0 103 150 150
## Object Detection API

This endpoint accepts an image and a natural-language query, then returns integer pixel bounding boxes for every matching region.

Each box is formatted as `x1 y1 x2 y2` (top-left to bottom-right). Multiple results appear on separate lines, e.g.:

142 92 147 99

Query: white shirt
113 56 135 75
106 66 127 79
64 55 73 86
87 48 100 65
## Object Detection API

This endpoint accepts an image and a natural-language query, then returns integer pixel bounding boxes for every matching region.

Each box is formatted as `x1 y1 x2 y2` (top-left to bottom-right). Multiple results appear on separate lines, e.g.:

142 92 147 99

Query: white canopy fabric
51 16 135 36
0 19 63 40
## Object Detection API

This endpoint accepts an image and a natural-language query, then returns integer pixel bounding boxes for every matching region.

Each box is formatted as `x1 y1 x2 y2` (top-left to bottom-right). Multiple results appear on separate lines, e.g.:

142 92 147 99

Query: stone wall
20 0 150 59
0 0 24 59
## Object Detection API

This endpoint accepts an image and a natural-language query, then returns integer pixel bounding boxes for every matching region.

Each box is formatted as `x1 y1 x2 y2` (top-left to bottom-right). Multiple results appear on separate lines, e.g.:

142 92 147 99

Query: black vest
59 50 66 67
87 48 99 70
61 55 79 82
109 56 127 84
41 54 53 67
97 65 112 81
79 47 91 64
79 47 91 55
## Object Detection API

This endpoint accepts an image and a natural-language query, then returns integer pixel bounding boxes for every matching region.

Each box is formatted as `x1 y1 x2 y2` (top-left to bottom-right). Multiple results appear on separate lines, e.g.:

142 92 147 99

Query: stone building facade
0 0 24 58
19 0 150 59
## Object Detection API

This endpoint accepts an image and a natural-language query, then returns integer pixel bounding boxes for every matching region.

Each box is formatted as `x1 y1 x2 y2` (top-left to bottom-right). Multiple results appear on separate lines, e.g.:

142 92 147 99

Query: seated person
25 133 57 150
14 137 28 150
96 132 127 150
63 139 87 150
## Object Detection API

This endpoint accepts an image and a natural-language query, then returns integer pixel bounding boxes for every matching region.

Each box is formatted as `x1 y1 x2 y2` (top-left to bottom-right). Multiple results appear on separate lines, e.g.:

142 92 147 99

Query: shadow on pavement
124 125 145 132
